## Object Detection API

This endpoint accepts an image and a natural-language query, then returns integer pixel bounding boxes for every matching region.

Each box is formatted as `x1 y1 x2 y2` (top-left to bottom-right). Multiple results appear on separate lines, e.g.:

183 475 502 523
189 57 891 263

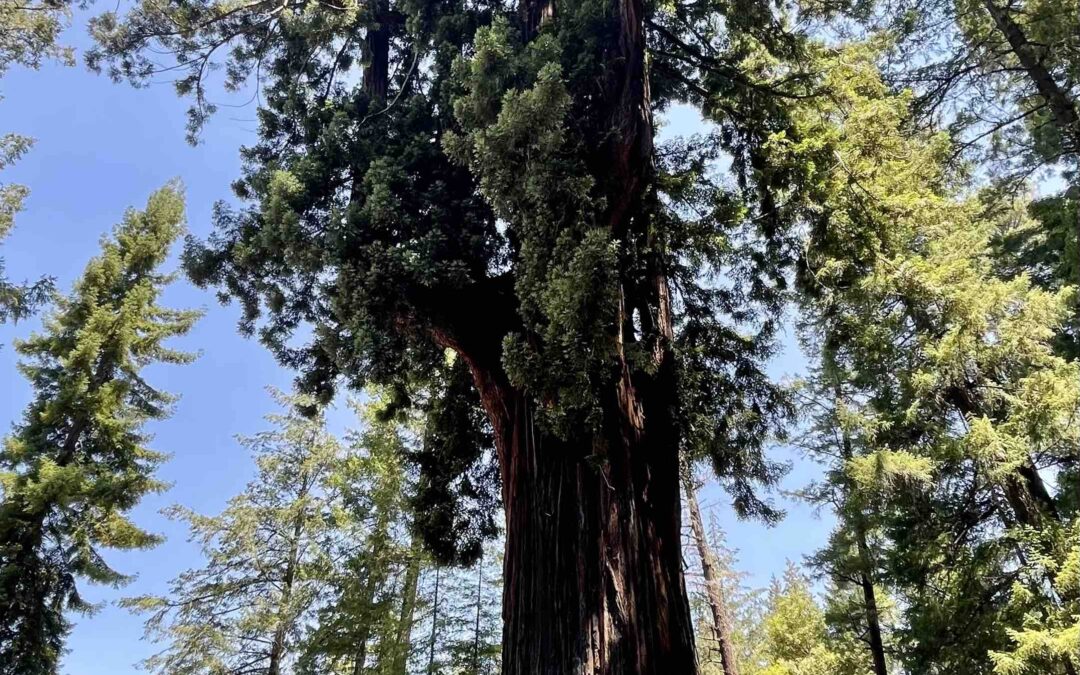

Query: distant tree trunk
683 475 740 675
853 521 888 675
980 0 1080 278
352 638 368 675
426 565 440 674
268 509 306 675
981 0 1080 153
472 555 483 673
386 542 422 675
835 413 888 675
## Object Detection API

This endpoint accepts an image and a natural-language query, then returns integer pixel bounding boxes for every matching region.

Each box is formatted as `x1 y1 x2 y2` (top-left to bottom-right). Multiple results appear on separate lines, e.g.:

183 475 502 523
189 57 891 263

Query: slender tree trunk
352 538 391 675
352 638 368 675
472 555 484 673
380 542 421 673
832 384 889 675
386 543 422 674
268 511 306 675
980 0 1080 279
426 565 441 674
683 475 740 675
981 0 1080 153
853 521 888 675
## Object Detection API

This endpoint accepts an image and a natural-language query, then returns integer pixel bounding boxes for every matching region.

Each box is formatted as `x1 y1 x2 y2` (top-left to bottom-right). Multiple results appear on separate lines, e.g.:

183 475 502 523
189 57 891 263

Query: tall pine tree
781 44 1079 674
0 184 199 674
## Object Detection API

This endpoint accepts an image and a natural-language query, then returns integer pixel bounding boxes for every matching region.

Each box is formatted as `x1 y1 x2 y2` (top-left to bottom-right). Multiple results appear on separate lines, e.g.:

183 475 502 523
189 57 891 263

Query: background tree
682 489 766 675
0 184 198 674
824 0 1080 339
684 470 742 675
0 0 73 322
125 389 341 675
0 132 51 323
779 44 1079 674
86 0 801 669
744 565 868 675
298 399 417 675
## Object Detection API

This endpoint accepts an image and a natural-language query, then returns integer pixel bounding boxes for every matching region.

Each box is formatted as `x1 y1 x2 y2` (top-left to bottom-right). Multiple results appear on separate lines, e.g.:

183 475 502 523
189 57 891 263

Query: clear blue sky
0 16 830 673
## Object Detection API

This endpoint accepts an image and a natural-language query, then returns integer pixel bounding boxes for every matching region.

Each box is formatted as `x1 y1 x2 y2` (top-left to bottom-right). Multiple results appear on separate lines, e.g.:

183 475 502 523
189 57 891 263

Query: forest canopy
0 0 1076 673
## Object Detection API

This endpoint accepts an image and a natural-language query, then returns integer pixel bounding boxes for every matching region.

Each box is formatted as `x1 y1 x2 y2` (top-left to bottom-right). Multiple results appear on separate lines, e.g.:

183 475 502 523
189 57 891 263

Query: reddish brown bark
416 0 698 670
496 390 695 675
362 2 390 102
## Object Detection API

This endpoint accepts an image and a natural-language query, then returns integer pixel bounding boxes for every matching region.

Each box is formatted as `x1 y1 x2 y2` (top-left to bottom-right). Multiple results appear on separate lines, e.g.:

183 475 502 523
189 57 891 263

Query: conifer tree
298 399 416 675
684 471 742 675
125 389 340 675
827 0 1080 293
790 374 909 675
780 45 1079 674
0 133 51 323
87 0 800 669
744 565 868 675
0 184 198 674
0 0 71 322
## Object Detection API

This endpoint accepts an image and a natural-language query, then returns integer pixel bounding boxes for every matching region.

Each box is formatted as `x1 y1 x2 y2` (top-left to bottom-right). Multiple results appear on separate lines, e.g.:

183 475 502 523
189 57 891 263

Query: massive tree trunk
426 0 698 670
435 284 696 674
684 475 741 675
496 391 696 674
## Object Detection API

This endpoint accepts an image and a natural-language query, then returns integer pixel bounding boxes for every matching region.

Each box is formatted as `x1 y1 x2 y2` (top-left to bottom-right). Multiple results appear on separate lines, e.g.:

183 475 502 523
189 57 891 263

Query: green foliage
743 566 868 675
127 389 341 675
408 357 500 567
86 0 799 536
786 44 1079 674
0 0 77 323
0 0 72 75
0 132 52 323
299 397 418 675
0 184 198 674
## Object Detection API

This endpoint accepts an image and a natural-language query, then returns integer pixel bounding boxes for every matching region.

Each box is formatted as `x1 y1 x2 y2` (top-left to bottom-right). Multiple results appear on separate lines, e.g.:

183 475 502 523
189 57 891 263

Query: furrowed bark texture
426 0 699 671
498 393 694 674
362 2 389 103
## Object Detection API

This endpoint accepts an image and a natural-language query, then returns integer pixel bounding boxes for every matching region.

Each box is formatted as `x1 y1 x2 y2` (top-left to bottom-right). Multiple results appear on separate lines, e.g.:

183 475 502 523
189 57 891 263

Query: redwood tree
89 0 796 670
